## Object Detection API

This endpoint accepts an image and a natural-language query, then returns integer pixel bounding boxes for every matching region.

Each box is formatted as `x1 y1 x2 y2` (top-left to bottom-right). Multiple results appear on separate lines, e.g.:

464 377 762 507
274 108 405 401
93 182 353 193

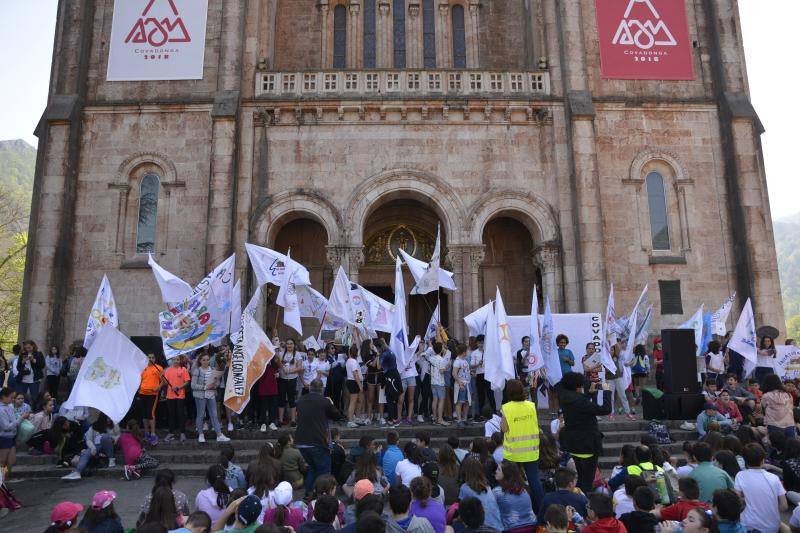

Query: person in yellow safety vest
627 445 663 477
500 379 544 513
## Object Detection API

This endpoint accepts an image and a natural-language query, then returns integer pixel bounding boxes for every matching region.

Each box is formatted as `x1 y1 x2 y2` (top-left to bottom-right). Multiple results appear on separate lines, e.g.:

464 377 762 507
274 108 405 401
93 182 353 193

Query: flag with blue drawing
84 274 119 349
728 298 758 369
425 305 441 342
390 256 410 368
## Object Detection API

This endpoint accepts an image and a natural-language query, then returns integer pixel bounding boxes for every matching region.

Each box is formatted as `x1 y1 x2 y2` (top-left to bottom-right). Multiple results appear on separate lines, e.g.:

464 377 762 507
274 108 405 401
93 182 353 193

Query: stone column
378 1 392 67
534 244 563 313
326 245 364 283
446 247 465 339
465 245 486 318
407 1 423 68
467 2 480 68
349 1 362 68
320 1 331 68
437 3 450 69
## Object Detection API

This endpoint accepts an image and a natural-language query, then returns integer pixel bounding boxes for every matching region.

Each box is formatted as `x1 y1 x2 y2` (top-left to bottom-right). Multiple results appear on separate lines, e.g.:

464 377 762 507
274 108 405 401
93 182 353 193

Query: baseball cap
354 479 375 501
237 495 263 526
703 402 717 411
273 481 293 506
422 462 441 498
51 501 84 523
91 490 117 510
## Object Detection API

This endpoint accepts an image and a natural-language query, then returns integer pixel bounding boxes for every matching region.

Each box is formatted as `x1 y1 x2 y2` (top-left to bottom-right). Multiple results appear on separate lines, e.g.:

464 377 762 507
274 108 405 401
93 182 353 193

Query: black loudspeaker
678 393 706 420
662 329 700 394
642 389 666 420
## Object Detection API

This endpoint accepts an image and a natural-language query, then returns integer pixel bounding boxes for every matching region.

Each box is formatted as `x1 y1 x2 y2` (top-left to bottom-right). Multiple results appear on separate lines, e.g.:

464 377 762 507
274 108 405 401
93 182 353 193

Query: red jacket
714 399 743 423
256 364 278 396
581 517 628 533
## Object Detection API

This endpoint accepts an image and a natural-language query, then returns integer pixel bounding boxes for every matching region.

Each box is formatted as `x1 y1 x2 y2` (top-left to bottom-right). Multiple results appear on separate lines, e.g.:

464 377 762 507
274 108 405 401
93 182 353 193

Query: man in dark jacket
296 379 344 495
620 486 659 533
558 371 611 493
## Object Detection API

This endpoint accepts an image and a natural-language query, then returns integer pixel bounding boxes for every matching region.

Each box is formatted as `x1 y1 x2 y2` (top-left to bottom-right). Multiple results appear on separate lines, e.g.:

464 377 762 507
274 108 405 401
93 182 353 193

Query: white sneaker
108 458 116 468
379 418 386 426
417 415 425 423
680 421 696 431
61 471 81 481
198 433 206 443
260 424 267 433
216 434 231 442
227 422 234 432
347 421 359 428
269 423 278 431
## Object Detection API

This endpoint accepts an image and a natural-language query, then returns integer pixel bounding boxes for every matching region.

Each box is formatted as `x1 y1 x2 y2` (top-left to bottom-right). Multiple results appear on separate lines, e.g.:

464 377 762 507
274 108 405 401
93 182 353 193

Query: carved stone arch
344 168 467 246
629 149 688 183
116 151 179 185
251 190 344 247
466 189 561 245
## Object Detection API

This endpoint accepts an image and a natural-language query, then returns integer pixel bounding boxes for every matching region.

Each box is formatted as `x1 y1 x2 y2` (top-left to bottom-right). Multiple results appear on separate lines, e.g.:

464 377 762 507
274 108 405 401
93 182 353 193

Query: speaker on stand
654 329 704 420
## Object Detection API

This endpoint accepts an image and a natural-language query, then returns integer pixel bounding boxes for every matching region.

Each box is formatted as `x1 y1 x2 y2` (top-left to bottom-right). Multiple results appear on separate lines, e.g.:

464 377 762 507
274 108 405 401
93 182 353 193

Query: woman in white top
191 353 229 443
310 350 331 389
398 336 421 426
425 342 451 426
345 345 364 428
277 339 304 426
395 441 425 487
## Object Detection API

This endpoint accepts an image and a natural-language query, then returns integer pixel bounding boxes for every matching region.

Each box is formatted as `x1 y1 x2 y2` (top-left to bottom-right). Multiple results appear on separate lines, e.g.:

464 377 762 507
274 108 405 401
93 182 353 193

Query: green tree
787 314 800 341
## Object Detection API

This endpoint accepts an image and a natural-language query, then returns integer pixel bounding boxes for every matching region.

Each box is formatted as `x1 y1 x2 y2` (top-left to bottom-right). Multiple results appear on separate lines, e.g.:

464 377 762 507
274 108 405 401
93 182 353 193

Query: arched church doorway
265 218 331 339
360 199 449 338
480 217 542 315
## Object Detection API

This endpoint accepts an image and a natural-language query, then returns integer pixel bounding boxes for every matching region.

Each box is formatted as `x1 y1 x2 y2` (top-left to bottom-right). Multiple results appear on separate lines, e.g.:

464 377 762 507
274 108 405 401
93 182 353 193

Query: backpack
648 420 672 445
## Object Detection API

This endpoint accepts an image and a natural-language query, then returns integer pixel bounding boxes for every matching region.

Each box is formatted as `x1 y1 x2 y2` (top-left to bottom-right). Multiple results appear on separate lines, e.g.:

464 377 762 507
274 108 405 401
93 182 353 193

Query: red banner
595 0 694 80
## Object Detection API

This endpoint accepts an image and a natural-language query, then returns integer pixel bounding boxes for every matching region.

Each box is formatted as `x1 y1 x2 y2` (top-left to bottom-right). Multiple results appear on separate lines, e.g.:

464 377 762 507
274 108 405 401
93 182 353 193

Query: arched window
646 171 670 250
136 173 160 253
393 0 406 68
451 4 466 68
363 0 376 68
423 0 436 68
333 5 347 68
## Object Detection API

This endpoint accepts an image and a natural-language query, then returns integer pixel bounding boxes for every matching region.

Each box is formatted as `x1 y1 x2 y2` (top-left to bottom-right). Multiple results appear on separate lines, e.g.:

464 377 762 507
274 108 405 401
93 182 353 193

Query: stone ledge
648 255 688 265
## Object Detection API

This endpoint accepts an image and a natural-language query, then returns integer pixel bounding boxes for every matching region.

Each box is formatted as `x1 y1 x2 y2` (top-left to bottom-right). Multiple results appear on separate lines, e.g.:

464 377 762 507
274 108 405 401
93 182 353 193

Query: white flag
414 225 442 295
324 267 355 328
622 285 650 361
195 254 236 316
398 249 457 294
225 312 276 414
485 288 515 391
359 286 395 334
297 285 328 321
390 256 410 370
712 293 737 336
635 305 653 346
245 243 311 287
243 286 262 321
148 253 193 303
229 280 242 341
425 304 441 342
63 327 148 423
774 345 800 378
601 284 618 374
680 305 705 356
84 275 119 349
728 298 758 364
464 302 493 337
541 298 562 385
277 252 303 336
528 286 545 372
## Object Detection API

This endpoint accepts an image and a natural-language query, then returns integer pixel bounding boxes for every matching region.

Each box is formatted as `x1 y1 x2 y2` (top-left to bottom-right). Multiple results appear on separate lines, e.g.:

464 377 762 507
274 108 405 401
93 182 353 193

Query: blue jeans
767 425 797 438
520 460 545 514
77 435 114 473
15 380 39 402
194 397 222 434
299 445 331 495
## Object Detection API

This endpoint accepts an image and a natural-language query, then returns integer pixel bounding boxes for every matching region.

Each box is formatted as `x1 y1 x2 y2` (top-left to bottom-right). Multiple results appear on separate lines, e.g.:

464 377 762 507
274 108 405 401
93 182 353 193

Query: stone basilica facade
21 0 784 347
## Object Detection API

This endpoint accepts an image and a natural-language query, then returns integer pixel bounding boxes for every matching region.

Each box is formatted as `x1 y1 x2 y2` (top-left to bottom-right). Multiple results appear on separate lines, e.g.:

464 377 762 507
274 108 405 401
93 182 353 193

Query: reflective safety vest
502 400 540 462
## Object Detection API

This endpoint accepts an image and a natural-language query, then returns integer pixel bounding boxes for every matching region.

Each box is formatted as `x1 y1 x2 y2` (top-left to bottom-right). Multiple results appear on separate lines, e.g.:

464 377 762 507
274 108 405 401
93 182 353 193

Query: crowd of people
1 329 800 531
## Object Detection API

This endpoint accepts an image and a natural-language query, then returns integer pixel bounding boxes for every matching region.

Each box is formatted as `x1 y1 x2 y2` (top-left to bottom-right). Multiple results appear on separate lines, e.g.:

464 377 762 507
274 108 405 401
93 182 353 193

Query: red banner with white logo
595 0 694 80
107 0 209 81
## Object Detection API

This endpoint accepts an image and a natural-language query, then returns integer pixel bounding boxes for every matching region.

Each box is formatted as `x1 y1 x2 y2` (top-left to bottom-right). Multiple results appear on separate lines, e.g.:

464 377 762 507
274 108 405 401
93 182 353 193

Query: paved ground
1 475 207 531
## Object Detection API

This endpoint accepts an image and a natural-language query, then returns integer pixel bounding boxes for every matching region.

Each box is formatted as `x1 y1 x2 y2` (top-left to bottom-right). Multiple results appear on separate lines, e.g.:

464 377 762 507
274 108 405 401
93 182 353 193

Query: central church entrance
359 199 449 338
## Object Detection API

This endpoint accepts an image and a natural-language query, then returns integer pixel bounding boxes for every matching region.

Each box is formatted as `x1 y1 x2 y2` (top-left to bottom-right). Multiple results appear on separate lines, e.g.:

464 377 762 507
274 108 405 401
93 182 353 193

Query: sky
0 1 796 219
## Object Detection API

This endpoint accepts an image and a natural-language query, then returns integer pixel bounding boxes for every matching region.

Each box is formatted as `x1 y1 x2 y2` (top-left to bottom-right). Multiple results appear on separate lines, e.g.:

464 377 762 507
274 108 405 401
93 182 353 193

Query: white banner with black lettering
107 0 209 81
507 313 604 373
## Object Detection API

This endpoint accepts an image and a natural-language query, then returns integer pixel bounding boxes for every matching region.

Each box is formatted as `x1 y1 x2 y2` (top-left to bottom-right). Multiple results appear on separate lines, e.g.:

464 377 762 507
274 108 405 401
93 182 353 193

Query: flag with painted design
84 274 119 349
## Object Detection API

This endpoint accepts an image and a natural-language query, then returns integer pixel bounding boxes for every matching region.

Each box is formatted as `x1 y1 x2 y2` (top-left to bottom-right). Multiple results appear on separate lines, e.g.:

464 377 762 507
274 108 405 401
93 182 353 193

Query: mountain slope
775 213 800 338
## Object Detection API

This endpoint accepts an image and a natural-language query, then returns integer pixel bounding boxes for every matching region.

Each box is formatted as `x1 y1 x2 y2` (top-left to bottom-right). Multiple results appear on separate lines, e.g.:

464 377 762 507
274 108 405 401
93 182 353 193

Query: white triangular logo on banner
612 0 678 50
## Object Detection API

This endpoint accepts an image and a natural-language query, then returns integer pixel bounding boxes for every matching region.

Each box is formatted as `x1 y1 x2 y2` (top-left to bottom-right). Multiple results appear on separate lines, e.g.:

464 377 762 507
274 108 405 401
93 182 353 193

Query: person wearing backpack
625 446 670 504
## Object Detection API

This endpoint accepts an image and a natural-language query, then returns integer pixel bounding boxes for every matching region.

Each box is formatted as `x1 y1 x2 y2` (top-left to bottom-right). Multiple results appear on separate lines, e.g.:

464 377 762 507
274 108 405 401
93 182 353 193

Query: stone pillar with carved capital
467 2 480 68
408 1 422 68
446 245 471 339
349 1 362 68
534 244 563 312
320 1 331 68
327 245 365 283
378 1 392 67
437 3 450 69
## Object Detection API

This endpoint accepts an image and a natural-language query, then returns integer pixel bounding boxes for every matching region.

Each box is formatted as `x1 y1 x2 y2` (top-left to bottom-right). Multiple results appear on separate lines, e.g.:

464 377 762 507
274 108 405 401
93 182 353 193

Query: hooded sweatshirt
386 516 436 533
620 510 658 533
298 522 337 533
581 517 628 533
761 390 795 428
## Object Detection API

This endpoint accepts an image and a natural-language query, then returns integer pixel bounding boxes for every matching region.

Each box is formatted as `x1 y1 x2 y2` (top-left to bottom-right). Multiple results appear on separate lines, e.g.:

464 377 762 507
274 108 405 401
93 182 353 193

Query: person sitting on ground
619 486 658 533
349 436 375 464
696 403 731 439
263 481 306 530
195 464 233 526
298 495 341 533
213 494 263 533
415 432 438 463
137 469 191 526
356 511 386 533
79 490 124 533
144 486 188 531
121 419 160 481
734 442 787 533
344 450 390 498
723 374 755 419
538 468 588 523
436 444 460 505
483 406 502 438
61 412 121 481
409 476 446 533
306 474 345 528
612 475 646 519
459 496 500 533
458 457 503 532
383 431 404 487
580 493 627 533
540 504 570 533
342 493 386 532
385 485 435 533
655 477 709 522
714 390 743 428
689 442 734 504
492 460 536 532
344 480 380 525
246 442 281 489
675 441 698 477
712 489 746 533
45 501 84 533
396 442 425 488
449 436 469 464
220 443 247 490
170 510 212 533
656 507 718 533
420 462 445 505
246 463 276 514
277 433 308 490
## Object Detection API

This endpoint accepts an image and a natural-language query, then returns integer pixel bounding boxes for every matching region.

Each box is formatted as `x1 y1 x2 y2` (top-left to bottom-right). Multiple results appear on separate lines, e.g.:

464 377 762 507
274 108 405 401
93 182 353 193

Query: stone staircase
11 416 696 480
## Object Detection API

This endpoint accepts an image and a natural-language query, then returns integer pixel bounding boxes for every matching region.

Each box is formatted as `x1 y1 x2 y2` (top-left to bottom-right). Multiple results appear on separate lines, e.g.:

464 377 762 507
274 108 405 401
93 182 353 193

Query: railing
255 70 550 98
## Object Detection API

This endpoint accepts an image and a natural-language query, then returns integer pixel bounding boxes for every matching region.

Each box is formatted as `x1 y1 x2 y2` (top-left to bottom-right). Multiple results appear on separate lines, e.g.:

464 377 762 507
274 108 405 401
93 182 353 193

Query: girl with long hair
436 444 460 504
79 490 123 532
361 339 381 425
277 338 304 426
263 481 305 529
409 476 447 533
396 441 425 487
137 468 190 525
713 450 741 480
246 442 281 487
344 450 389 498
761 373 796 437
145 485 186 530
61 412 120 481
195 464 231 526
755 336 777 384
345 344 364 428
492 460 536 532
248 463 276 510
219 442 246 490
191 352 229 443
457 457 503 531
